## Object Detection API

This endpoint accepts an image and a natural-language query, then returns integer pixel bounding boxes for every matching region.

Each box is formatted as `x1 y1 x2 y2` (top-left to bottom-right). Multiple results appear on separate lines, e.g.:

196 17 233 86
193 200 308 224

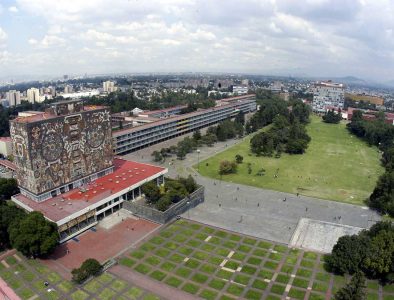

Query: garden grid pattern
0 252 160 300
119 219 394 300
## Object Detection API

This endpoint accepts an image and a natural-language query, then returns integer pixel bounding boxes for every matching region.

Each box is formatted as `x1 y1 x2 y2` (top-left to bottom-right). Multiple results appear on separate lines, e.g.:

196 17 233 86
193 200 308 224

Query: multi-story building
232 85 248 95
113 94 256 155
26 88 40 103
10 99 114 202
0 137 12 157
312 81 345 112
6 90 21 107
64 85 73 93
10 99 167 242
103 81 117 93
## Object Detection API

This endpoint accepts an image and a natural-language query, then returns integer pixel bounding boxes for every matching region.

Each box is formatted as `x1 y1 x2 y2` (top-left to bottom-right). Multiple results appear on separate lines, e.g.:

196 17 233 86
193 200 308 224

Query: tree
325 235 370 275
219 160 237 175
156 194 172 211
323 109 342 124
291 100 311 124
334 271 366 300
141 181 161 203
8 212 58 257
151 151 163 162
235 111 245 125
165 180 188 203
179 175 197 193
369 171 394 217
81 258 102 276
176 147 187 160
0 178 19 201
192 130 202 141
0 205 25 251
235 154 243 164
72 258 102 284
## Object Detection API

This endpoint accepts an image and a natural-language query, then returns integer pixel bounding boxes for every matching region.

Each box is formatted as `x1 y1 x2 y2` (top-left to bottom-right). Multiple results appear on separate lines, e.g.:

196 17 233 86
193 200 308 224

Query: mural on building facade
10 106 113 196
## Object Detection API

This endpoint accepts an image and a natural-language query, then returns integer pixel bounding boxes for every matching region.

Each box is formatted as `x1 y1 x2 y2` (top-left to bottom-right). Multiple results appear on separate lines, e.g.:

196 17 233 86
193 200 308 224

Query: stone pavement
42 216 160 275
124 137 381 245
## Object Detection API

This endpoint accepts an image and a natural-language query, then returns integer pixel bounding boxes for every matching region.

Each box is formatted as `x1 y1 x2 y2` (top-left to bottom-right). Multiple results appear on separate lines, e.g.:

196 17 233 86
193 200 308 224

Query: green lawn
197 116 383 204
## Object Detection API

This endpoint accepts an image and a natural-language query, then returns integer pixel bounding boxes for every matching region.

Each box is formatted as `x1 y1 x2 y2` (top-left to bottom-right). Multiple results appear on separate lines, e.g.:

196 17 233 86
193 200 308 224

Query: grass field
120 219 392 300
196 116 384 205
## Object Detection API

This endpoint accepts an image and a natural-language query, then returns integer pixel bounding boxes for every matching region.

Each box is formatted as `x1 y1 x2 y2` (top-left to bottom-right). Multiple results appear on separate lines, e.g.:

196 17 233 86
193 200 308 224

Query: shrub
219 160 237 175
72 258 102 284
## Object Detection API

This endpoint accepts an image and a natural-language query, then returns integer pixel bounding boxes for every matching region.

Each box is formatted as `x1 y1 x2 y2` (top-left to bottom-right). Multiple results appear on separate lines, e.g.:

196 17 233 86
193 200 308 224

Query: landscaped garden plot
0 253 159 300
121 219 392 300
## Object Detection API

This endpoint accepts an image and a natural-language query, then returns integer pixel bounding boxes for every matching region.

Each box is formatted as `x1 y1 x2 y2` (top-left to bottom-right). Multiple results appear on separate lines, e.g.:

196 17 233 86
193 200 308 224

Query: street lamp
197 149 201 172
186 201 190 219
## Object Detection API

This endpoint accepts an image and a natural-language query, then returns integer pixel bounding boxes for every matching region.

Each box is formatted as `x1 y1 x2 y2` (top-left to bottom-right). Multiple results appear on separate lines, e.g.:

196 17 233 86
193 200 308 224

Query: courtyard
118 219 393 300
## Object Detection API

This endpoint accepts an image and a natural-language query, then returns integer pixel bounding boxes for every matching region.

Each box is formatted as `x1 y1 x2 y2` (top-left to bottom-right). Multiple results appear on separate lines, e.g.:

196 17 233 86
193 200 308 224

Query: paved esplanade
125 137 381 245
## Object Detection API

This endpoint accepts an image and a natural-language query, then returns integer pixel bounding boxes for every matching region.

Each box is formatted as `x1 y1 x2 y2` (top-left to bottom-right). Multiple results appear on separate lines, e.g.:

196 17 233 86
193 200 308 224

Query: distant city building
64 85 73 93
232 85 248 95
6 90 21 107
312 81 345 112
270 81 283 92
103 81 117 93
26 88 40 103
0 137 12 157
241 79 249 86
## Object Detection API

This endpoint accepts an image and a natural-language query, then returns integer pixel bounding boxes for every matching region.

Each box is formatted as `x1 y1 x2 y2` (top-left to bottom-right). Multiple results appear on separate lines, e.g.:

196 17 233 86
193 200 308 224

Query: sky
0 0 394 82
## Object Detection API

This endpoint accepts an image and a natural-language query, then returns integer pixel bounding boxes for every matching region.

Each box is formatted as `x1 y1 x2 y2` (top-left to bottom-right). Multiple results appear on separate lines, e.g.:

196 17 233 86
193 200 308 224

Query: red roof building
13 157 167 242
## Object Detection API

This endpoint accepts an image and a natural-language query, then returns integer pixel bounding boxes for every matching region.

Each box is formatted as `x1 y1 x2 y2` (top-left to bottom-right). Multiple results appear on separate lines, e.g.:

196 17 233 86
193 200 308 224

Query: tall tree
8 212 58 257
334 271 366 300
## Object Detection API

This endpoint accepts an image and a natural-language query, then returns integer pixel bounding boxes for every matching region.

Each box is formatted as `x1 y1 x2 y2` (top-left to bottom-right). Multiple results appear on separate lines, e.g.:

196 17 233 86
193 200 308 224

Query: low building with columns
12 157 167 243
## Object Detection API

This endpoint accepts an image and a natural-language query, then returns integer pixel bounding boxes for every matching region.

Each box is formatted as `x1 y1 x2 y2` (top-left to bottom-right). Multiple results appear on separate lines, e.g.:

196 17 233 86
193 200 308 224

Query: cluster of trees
0 178 19 200
250 109 311 156
325 221 394 284
347 110 394 217
141 176 197 211
0 203 59 257
72 258 102 284
322 109 342 124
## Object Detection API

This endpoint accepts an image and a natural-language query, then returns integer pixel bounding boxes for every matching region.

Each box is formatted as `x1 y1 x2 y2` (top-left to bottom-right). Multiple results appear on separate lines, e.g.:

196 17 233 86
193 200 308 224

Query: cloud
1 0 392 80
9 6 19 13
28 35 65 48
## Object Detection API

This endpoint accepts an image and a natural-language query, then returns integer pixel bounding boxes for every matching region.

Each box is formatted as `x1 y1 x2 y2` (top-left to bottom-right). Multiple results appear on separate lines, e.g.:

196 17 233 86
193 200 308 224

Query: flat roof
113 94 255 137
0 160 16 171
12 105 107 123
13 158 166 223
142 105 188 116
